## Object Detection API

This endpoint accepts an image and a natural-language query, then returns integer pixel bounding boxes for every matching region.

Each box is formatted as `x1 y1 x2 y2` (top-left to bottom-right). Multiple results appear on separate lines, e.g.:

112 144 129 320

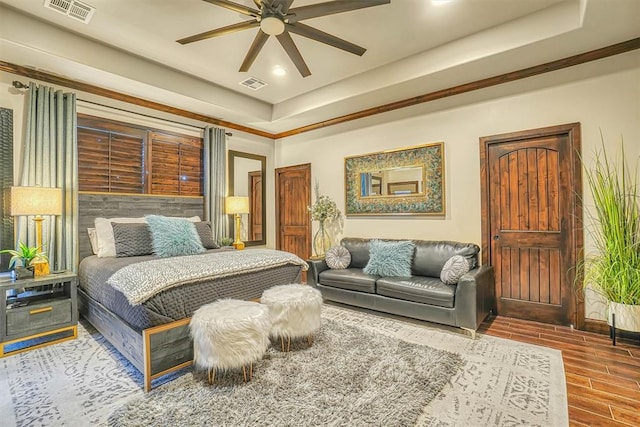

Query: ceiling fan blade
239 31 269 72
202 0 260 17
276 31 311 77
286 0 390 24
177 21 259 44
287 22 365 56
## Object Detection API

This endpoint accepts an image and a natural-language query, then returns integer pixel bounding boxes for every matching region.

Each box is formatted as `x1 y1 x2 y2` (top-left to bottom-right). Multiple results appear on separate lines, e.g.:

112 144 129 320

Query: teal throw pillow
145 215 205 258
363 240 415 277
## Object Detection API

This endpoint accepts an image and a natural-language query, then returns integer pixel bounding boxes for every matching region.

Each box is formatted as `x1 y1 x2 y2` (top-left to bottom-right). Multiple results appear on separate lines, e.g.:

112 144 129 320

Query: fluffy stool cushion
189 299 271 371
260 284 323 339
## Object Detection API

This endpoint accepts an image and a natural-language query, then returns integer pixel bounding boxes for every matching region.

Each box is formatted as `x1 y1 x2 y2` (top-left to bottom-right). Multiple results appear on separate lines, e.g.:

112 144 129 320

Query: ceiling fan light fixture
260 16 285 35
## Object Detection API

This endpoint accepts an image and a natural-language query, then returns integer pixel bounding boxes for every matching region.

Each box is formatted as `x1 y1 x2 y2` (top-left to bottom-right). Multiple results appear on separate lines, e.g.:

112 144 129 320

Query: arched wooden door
275 163 311 265
480 123 583 327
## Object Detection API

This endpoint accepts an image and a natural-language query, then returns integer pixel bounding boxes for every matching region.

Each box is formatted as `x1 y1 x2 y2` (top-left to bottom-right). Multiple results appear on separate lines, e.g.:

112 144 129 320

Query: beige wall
275 65 640 321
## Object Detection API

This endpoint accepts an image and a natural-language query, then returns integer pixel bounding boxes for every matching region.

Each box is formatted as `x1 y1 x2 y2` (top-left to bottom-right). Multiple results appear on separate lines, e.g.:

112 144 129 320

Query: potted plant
307 182 342 259
0 241 48 279
579 141 640 334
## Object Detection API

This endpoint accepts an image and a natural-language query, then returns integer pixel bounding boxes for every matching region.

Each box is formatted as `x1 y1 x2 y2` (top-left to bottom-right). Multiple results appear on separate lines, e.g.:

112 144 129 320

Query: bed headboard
78 193 205 261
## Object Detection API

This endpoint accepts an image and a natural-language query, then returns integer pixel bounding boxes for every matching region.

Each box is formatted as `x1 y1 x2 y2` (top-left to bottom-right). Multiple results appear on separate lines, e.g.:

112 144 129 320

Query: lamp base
32 259 50 276
233 242 245 250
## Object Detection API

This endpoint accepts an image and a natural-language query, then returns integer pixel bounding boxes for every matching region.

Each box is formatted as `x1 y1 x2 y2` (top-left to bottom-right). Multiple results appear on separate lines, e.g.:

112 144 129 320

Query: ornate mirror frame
344 142 445 216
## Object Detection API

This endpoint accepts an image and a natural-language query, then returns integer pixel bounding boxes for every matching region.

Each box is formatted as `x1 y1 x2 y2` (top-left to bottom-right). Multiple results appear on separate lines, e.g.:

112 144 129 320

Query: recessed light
272 66 287 76
432 0 452 5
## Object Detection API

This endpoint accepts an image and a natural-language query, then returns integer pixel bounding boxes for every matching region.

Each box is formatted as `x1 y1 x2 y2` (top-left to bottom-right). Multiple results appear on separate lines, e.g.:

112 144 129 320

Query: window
77 115 203 196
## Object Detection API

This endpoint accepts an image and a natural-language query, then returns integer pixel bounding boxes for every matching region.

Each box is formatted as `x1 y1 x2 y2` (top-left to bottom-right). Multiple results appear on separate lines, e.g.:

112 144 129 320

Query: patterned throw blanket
107 249 309 306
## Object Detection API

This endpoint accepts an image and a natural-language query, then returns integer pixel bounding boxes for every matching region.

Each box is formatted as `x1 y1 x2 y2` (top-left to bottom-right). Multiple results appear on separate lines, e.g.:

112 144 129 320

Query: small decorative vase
312 220 332 258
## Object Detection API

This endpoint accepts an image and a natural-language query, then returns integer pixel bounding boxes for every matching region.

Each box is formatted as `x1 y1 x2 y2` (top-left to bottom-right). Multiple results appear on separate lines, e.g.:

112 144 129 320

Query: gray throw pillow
112 223 153 257
325 246 351 269
194 222 220 249
440 255 471 285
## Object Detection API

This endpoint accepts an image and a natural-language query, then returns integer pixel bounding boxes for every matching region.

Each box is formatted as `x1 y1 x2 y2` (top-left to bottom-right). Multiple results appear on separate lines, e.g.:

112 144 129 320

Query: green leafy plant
307 181 342 223
579 140 640 305
0 241 48 270
219 236 234 247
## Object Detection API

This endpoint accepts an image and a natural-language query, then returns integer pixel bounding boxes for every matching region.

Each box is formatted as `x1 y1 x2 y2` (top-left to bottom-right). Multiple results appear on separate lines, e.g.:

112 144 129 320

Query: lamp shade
9 186 63 216
225 196 250 214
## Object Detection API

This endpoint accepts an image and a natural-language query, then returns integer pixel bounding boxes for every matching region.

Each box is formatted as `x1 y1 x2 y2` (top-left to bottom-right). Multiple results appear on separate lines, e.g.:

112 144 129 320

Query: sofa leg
461 327 477 340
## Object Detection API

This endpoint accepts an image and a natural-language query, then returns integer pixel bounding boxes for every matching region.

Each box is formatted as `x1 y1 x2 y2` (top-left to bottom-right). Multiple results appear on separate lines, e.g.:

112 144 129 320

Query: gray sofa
307 237 495 338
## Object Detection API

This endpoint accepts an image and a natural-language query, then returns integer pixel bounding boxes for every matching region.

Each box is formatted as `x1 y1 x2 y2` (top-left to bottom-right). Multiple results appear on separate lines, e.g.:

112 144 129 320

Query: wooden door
275 164 311 263
248 170 262 241
480 123 583 327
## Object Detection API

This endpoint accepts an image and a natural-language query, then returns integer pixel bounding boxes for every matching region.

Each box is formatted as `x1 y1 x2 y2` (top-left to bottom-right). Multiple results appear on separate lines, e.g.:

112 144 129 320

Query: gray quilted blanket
107 249 308 305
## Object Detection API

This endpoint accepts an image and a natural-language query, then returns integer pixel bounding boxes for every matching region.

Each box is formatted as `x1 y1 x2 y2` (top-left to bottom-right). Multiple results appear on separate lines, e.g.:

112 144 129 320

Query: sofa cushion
412 241 480 278
376 276 456 308
325 245 351 269
341 238 372 269
319 268 377 293
363 240 415 277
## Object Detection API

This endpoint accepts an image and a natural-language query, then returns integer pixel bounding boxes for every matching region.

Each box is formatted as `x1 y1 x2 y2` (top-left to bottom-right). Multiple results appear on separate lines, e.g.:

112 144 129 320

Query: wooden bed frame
78 288 193 392
76 194 308 392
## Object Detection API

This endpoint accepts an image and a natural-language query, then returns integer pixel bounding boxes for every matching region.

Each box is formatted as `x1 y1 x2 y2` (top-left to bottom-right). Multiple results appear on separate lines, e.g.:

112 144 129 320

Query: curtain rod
11 80 233 136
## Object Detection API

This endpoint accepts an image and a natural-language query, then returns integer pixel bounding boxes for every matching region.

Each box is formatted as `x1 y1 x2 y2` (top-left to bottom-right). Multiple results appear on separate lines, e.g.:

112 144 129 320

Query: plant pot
14 266 34 280
608 301 640 333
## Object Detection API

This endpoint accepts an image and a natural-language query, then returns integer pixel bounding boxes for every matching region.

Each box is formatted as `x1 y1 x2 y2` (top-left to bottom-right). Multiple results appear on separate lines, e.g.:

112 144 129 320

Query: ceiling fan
177 0 391 77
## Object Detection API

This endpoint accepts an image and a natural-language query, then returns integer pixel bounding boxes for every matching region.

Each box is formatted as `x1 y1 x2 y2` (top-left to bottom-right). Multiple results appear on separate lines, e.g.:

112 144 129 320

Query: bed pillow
325 246 351 269
112 223 154 257
87 228 99 255
194 222 220 249
440 255 471 285
93 216 201 257
363 240 415 277
94 217 146 257
146 215 205 257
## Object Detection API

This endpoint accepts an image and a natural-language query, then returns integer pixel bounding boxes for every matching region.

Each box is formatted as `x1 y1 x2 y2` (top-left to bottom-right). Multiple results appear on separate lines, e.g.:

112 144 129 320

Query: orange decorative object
32 259 50 276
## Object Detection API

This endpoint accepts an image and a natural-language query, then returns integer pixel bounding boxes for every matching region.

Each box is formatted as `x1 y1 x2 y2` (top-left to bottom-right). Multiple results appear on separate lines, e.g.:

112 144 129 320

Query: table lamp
225 196 249 250
9 186 62 274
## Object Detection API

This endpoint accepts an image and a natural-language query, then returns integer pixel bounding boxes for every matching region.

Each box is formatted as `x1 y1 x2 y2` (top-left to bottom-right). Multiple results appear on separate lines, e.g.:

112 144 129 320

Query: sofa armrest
454 265 496 330
307 259 329 287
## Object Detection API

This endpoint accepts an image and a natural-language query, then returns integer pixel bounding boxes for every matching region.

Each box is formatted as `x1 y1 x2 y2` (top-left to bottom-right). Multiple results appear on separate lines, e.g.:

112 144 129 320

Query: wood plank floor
479 316 640 427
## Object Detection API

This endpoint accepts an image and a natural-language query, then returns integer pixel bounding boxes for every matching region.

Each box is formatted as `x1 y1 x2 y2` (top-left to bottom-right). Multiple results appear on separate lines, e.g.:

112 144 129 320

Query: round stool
189 299 271 384
260 284 323 352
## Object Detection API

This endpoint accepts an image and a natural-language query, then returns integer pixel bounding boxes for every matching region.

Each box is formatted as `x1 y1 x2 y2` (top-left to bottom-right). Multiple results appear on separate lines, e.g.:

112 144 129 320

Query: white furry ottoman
189 299 271 384
260 284 323 352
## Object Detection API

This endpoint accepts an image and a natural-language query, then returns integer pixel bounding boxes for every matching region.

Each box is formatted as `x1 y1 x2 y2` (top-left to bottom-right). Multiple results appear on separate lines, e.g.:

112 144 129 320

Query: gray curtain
17 82 78 272
203 126 227 242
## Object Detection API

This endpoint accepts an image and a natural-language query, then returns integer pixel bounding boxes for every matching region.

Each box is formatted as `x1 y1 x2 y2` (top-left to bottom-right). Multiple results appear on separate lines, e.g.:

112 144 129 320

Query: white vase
608 301 640 333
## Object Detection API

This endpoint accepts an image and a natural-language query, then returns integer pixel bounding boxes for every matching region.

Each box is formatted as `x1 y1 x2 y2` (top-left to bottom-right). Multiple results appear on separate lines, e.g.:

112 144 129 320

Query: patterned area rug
0 304 568 426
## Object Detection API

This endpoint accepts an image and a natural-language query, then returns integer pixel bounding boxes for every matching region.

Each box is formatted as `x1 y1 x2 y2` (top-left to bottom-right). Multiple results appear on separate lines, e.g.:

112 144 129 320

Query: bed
76 197 307 391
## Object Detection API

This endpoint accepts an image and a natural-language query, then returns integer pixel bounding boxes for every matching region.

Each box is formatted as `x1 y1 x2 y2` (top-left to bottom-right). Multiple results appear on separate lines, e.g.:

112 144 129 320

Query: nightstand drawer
6 299 72 336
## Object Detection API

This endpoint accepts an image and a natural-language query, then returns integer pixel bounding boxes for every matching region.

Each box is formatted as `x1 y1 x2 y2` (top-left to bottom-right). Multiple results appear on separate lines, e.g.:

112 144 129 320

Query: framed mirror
344 142 445 216
228 150 266 246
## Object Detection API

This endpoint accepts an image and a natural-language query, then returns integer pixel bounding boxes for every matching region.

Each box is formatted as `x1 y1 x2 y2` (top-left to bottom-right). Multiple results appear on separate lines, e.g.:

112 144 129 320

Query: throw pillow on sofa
363 240 415 277
440 255 471 285
325 246 351 269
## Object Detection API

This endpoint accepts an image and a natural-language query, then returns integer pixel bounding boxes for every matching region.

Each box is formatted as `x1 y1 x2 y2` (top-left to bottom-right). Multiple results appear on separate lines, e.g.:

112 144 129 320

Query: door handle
493 235 500 240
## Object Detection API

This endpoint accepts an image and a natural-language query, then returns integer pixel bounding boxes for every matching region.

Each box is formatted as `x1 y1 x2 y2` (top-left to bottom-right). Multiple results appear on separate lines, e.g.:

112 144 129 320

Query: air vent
44 0 95 24
239 77 268 91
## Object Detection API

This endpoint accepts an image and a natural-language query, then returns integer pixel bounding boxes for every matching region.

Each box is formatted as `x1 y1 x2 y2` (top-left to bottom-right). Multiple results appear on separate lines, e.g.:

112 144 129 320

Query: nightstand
0 271 78 357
